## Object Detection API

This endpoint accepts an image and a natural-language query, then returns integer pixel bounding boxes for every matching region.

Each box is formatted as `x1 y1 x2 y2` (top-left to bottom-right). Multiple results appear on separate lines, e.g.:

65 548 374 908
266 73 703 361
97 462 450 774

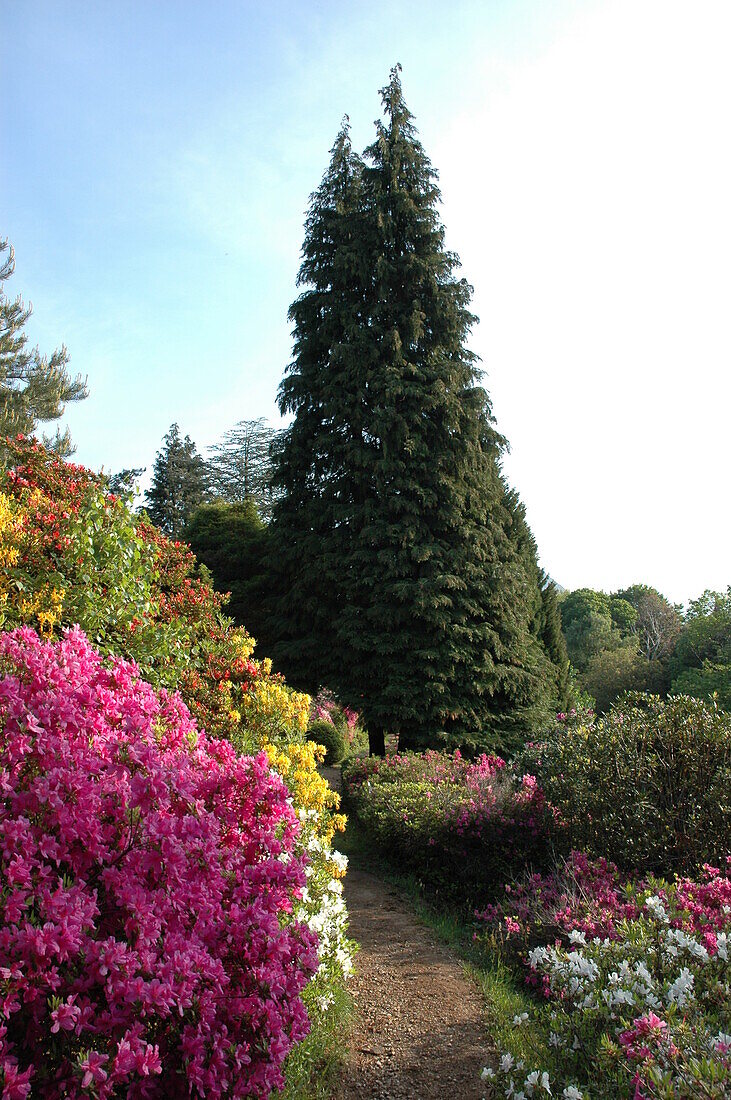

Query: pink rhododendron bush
479 858 731 1098
0 626 318 1099
341 750 555 900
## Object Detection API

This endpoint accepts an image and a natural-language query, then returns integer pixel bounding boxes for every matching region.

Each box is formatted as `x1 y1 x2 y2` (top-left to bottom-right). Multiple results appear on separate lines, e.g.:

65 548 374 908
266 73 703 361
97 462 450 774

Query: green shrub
308 718 348 765
519 692 731 875
342 751 554 902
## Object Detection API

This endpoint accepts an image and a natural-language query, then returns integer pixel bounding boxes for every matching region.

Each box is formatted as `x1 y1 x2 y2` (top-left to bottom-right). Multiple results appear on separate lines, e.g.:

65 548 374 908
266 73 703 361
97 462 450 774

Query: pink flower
0 627 318 1099
50 997 81 1034
79 1051 109 1089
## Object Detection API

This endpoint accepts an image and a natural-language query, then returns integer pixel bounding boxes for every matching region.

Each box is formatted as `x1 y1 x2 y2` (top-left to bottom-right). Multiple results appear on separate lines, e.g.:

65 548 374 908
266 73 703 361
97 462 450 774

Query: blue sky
3 0 729 603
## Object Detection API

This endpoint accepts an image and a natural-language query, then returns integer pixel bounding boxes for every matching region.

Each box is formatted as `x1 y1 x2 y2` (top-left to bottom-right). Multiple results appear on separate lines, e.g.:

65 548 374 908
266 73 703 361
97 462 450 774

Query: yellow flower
263 739 345 845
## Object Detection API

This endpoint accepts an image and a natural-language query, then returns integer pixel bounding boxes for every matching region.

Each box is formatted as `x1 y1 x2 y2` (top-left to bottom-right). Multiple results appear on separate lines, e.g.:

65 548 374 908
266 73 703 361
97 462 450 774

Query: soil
322 766 492 1100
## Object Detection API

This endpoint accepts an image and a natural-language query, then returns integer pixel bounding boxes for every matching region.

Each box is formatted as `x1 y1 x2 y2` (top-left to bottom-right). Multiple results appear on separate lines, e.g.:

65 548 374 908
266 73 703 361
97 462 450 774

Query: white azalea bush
295 811 355 994
481 885 730 1099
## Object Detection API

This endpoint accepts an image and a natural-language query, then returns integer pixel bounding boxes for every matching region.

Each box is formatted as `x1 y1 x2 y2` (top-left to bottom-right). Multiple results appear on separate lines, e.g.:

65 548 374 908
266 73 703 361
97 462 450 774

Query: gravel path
323 767 491 1100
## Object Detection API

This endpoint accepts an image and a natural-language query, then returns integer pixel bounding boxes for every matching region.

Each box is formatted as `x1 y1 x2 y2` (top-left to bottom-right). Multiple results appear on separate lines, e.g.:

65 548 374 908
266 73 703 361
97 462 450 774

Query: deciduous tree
206 418 281 520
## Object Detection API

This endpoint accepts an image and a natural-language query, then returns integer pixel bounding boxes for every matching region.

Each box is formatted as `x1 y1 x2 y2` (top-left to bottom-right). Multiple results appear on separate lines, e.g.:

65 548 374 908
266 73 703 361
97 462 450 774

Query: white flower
541 1072 551 1094
634 960 652 984
666 966 695 1007
568 929 586 946
330 849 348 872
528 946 549 968
562 1088 583 1100
549 1032 562 1048
716 932 728 961
500 1053 515 1073
481 1066 496 1081
512 1012 529 1026
645 895 669 923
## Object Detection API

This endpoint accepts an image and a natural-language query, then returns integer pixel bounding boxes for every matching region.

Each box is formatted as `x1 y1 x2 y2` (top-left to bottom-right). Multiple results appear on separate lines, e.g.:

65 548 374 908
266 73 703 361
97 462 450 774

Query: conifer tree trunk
368 725 386 758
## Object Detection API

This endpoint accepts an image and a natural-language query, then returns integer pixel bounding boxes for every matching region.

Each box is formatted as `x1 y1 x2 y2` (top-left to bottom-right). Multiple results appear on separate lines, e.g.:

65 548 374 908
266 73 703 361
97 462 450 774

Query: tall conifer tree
144 423 208 537
273 70 563 754
271 118 369 692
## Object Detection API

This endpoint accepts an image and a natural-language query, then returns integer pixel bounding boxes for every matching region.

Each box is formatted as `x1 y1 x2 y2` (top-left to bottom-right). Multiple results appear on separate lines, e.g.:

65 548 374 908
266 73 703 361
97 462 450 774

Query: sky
2 0 729 606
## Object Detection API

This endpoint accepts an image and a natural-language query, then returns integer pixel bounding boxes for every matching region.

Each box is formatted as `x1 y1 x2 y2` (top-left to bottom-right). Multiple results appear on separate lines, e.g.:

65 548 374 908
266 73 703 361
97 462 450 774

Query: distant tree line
138 417 281 538
559 584 730 712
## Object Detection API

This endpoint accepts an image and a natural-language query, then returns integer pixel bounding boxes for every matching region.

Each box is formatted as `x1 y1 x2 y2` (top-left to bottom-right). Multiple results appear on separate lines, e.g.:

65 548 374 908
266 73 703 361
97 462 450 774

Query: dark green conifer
271 118 369 693
273 71 563 754
144 423 208 537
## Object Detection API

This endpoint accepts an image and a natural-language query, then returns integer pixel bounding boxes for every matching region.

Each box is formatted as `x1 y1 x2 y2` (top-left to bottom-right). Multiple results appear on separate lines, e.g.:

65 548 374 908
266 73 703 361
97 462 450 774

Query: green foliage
559 587 635 672
672 662 731 709
560 584 682 711
342 750 553 902
205 418 282 520
538 574 571 710
0 239 87 457
670 587 731 708
272 72 565 755
519 693 731 875
184 498 274 653
308 718 347 766
144 422 209 537
582 643 650 713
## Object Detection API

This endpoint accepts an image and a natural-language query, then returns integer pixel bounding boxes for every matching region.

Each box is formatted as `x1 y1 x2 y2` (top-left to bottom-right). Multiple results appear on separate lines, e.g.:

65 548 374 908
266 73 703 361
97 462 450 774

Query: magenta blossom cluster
0 627 318 1099
477 852 731 977
309 689 359 732
476 850 644 947
343 750 554 901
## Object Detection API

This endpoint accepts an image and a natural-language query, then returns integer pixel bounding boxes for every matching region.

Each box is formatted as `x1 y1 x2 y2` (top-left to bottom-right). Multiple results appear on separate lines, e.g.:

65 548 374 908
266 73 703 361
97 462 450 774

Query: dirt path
323 767 491 1100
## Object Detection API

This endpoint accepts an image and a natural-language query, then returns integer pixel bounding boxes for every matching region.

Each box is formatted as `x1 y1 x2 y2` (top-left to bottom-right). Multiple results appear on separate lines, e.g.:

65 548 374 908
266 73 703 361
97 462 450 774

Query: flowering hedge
0 627 319 1098
0 437 312 749
479 859 731 1098
477 851 646 960
307 690 368 765
342 750 555 900
0 438 354 1093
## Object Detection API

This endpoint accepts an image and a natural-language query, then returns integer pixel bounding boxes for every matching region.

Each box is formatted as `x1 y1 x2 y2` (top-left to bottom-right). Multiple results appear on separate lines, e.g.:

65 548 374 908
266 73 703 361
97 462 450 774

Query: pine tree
539 575 571 710
273 71 563 755
0 239 87 457
206 418 281 520
144 423 208 537
271 117 370 692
